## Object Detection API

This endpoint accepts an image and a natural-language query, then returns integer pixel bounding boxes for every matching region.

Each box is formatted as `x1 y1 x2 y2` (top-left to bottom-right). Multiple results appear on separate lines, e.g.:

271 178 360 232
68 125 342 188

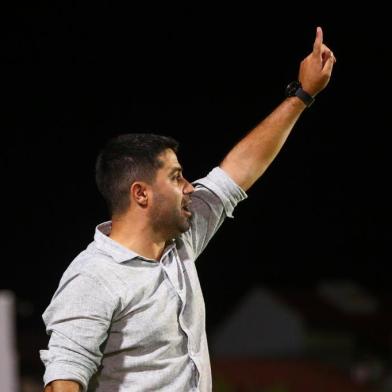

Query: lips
181 201 192 217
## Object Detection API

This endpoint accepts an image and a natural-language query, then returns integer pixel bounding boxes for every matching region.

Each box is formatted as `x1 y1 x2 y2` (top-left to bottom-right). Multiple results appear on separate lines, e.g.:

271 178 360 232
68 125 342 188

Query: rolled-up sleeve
40 273 117 391
193 166 247 218
183 166 247 259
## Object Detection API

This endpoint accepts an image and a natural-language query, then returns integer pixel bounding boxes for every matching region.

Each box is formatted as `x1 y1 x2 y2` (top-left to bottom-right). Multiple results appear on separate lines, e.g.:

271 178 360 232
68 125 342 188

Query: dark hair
95 133 179 216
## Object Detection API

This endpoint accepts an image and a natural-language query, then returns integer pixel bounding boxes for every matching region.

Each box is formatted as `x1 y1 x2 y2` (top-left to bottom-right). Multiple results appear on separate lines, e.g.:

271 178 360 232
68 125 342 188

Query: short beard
149 193 191 240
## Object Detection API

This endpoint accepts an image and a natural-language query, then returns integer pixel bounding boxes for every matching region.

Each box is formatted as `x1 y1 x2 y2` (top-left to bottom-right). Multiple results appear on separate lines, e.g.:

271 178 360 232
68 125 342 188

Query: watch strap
295 86 315 107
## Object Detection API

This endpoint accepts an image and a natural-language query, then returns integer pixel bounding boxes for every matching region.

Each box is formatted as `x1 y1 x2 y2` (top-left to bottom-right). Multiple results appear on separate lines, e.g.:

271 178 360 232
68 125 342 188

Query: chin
178 218 192 234
165 221 190 240
177 223 190 234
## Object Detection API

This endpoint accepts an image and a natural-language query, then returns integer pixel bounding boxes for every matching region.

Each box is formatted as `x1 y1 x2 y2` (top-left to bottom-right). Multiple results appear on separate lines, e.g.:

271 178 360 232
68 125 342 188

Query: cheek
165 183 183 200
154 182 183 205
153 186 181 209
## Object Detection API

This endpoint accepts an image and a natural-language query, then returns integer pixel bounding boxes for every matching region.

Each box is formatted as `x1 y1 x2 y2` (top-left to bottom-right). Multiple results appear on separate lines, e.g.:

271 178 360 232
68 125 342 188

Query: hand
299 27 336 96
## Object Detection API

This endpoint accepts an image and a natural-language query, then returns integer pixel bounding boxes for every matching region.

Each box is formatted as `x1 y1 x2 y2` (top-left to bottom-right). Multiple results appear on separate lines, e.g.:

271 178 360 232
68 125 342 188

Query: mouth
181 203 192 218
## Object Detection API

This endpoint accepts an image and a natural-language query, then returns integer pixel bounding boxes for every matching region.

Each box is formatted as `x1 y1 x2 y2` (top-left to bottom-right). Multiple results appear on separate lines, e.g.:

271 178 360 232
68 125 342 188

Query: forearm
44 380 82 392
220 96 306 191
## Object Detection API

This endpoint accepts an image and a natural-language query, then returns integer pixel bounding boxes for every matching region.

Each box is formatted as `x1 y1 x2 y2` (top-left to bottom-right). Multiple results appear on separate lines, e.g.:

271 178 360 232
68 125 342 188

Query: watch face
286 80 301 97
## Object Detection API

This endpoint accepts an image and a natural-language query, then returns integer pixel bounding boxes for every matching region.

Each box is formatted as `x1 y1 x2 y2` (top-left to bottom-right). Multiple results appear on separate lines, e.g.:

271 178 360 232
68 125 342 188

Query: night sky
2 5 391 374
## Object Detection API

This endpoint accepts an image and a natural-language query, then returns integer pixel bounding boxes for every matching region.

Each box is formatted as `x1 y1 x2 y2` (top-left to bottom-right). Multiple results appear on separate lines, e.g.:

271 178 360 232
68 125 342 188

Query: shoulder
57 243 127 300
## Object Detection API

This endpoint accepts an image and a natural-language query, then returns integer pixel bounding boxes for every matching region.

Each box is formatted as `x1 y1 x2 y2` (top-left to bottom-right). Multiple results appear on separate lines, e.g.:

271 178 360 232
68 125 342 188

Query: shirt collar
94 221 176 263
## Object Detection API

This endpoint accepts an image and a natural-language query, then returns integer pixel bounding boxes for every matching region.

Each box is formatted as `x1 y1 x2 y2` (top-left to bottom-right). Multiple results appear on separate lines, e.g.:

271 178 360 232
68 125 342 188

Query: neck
109 213 167 261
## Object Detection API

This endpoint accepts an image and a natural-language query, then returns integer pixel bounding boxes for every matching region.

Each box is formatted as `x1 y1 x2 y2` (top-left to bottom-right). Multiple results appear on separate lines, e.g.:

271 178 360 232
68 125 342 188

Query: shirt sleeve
182 166 247 259
40 272 118 391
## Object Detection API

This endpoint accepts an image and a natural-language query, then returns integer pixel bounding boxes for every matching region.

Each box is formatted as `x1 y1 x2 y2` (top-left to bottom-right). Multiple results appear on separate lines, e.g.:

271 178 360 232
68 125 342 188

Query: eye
172 172 183 181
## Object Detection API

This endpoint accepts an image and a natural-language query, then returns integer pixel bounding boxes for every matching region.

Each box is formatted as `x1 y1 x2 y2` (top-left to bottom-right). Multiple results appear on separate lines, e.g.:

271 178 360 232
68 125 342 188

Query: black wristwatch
285 80 315 107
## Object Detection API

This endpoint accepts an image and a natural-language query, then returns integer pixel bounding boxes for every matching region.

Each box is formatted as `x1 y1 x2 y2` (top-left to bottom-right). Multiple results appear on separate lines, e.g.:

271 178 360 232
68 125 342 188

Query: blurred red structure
212 359 371 392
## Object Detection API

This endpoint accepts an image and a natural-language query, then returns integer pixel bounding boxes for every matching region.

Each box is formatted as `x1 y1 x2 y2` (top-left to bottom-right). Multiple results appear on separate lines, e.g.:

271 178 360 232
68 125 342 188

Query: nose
183 178 195 195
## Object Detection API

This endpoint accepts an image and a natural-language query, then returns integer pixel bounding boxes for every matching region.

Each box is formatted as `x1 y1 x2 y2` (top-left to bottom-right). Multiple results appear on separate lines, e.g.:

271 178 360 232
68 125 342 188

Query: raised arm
220 27 336 191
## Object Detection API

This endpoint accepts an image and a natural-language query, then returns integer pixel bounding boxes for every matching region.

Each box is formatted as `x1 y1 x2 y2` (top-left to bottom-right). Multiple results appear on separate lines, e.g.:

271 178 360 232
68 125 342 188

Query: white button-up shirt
40 167 247 391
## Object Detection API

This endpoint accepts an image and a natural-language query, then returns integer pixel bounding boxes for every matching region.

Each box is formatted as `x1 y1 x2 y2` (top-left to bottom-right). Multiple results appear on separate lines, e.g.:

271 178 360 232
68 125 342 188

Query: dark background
2 4 391 382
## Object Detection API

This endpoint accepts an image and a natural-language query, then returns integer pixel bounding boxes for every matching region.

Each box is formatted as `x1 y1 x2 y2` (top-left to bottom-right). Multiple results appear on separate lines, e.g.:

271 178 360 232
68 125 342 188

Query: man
40 27 335 391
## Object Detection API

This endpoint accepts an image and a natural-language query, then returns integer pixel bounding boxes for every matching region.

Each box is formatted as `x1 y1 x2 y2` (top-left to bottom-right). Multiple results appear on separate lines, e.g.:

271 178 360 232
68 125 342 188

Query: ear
130 182 149 207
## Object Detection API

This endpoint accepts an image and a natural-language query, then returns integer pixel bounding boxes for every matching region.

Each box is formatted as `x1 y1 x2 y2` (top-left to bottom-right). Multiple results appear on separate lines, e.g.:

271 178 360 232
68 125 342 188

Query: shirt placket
160 250 201 389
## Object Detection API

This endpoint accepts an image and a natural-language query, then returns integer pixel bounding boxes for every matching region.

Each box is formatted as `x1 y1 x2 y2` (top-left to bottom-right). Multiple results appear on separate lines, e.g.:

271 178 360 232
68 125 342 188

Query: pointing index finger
313 26 323 55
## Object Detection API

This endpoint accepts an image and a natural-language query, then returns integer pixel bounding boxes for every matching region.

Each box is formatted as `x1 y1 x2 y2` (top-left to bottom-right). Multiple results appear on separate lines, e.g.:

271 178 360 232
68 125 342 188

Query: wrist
285 80 315 108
